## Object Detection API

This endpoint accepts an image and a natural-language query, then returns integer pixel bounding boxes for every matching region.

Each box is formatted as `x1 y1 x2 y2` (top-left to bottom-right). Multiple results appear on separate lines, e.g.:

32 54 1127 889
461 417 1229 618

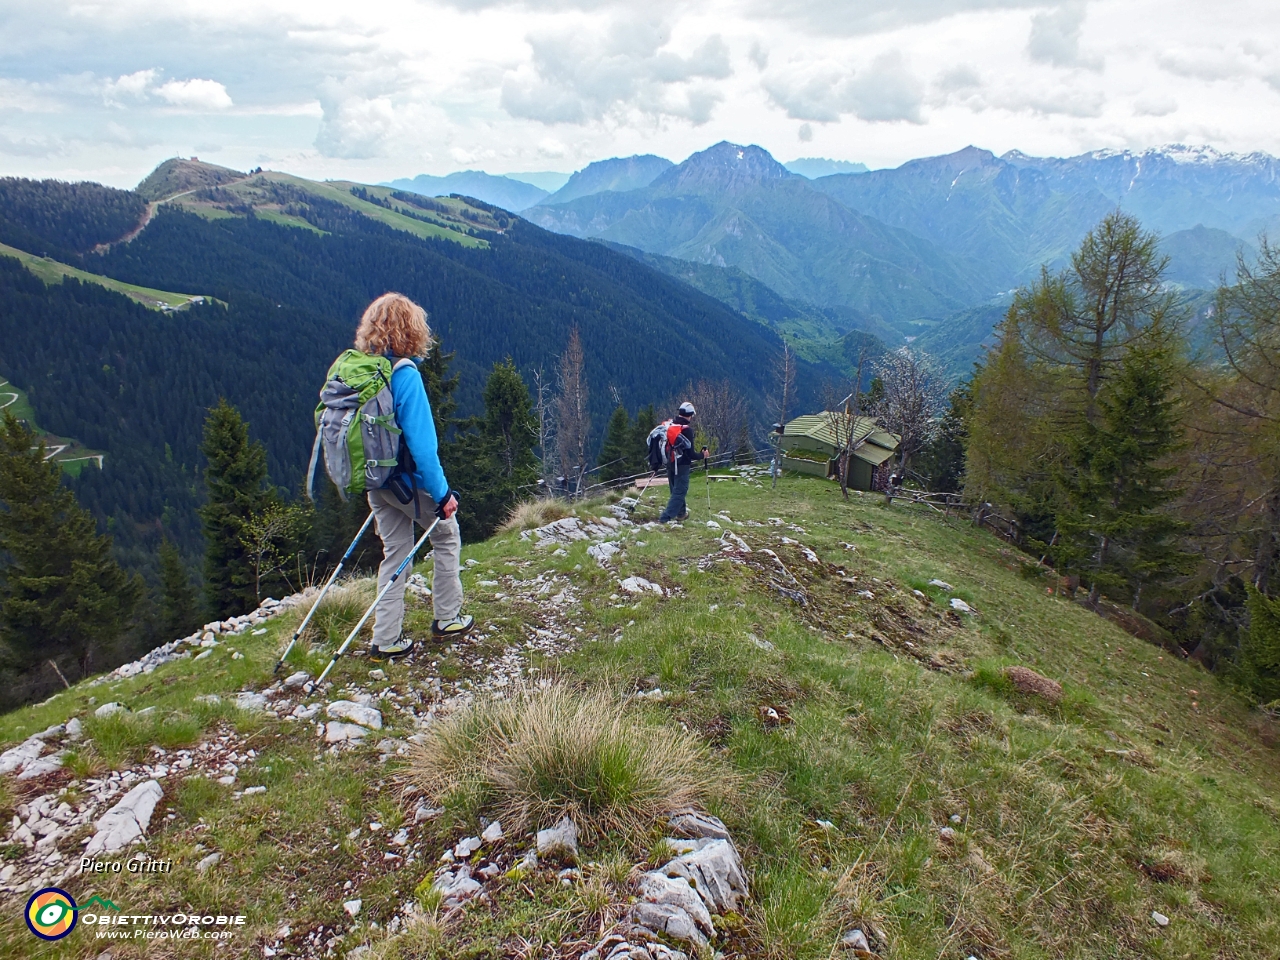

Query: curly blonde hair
354 293 433 358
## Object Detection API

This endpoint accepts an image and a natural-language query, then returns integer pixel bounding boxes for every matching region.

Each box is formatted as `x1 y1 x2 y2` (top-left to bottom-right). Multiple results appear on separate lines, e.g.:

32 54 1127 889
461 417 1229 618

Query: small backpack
646 419 688 471
306 350 414 501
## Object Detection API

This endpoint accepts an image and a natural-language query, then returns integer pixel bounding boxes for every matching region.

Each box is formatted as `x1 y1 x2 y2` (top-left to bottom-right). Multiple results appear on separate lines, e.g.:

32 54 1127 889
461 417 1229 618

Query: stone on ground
668 811 731 841
326 700 383 729
84 780 163 856
637 871 714 937
658 838 748 915
94 702 128 718
536 816 579 861
282 671 310 690
325 721 370 743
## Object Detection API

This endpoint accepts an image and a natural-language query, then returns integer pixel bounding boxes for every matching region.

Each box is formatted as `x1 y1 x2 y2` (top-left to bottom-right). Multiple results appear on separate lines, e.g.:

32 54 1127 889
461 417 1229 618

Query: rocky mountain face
541 155 673 206
524 142 983 324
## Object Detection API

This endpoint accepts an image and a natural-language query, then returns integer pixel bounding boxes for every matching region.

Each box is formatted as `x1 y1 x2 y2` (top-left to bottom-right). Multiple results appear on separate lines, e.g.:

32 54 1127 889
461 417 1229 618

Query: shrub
409 683 711 843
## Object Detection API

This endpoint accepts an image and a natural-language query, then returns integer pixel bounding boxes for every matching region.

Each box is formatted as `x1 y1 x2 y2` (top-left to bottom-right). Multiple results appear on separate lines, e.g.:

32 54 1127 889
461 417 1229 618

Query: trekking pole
274 512 376 674
627 469 661 513
309 517 440 690
705 455 711 510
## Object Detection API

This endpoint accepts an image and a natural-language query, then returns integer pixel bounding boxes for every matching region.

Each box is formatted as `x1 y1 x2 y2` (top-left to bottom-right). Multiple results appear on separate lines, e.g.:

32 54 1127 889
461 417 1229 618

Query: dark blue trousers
659 464 692 522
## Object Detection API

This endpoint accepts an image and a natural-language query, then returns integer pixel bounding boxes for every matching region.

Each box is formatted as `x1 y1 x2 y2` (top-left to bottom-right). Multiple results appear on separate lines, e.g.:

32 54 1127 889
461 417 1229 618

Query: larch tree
555 326 590 495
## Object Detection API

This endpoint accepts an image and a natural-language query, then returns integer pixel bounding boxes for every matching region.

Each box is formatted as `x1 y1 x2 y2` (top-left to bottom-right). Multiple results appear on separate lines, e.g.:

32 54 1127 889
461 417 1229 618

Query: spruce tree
420 339 459 466
454 360 538 540
631 404 657 476
200 400 272 617
0 412 141 676
598 405 633 483
158 537 198 638
1054 337 1195 604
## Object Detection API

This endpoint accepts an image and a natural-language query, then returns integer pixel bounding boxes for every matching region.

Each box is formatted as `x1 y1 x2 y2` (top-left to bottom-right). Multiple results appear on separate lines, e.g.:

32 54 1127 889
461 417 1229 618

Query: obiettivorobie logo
24 889 119 941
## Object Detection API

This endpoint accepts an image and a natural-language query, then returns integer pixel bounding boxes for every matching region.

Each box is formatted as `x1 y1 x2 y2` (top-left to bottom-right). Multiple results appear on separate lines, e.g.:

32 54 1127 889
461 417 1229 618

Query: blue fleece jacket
389 361 450 503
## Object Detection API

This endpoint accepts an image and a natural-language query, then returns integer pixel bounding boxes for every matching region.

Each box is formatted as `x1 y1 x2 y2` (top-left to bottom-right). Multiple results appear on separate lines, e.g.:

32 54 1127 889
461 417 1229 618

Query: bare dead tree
532 365 556 484
686 379 749 457
769 342 797 489
873 346 946 481
555 326 590 496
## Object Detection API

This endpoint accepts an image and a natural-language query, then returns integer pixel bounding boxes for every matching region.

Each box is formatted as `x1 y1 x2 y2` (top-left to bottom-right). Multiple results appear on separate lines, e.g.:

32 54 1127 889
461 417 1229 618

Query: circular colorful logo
25 887 78 940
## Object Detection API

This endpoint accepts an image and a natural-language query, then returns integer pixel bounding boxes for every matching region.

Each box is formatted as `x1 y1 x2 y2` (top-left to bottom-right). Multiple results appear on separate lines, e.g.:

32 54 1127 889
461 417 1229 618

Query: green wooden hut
777 413 900 491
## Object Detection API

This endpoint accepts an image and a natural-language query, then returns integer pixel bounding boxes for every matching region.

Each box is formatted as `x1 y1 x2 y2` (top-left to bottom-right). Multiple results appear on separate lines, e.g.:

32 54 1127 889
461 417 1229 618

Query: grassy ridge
0 242 206 311
1 476 1277 958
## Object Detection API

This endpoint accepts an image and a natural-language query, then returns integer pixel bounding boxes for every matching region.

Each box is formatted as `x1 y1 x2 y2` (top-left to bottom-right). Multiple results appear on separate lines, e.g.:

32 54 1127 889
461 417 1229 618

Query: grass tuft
409 683 712 844
495 498 572 535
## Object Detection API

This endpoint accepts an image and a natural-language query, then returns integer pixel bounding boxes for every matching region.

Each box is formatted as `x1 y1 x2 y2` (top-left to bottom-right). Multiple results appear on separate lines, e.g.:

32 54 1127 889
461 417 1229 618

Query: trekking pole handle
274 511 376 673
312 517 440 688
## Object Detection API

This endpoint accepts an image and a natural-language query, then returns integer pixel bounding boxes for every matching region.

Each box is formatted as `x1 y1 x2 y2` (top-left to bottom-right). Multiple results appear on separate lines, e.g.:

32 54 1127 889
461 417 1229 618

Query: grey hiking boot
432 614 475 639
370 636 415 661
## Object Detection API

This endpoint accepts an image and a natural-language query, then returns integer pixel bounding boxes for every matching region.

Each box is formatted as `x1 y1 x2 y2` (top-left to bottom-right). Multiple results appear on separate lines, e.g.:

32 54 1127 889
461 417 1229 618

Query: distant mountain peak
653 142 796 193
539 154 673 207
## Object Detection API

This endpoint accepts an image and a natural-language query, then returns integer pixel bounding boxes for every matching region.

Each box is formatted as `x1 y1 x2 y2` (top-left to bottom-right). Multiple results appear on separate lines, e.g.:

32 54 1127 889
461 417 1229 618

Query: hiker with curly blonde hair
316 292 472 658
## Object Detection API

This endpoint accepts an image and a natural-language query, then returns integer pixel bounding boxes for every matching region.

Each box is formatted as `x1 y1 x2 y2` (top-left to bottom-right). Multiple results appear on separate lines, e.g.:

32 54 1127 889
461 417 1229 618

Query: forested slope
0 177 820 572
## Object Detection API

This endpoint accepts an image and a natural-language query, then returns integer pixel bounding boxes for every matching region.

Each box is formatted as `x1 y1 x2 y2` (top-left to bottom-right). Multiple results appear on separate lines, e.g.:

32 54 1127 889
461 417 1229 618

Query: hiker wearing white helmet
656 401 708 523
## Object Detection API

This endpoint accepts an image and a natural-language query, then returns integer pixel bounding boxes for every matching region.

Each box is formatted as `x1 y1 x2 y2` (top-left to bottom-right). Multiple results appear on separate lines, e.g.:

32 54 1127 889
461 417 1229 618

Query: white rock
0 737 45 775
454 836 482 859
234 692 269 712
218 775 237 785
65 717 83 740
432 865 482 905
194 693 221 705
950 598 973 613
939 827 958 843
292 704 320 721
668 811 731 841
619 576 664 596
638 871 714 937
389 828 409 846
243 786 266 796
536 816 579 860
659 838 748 915
326 701 383 730
630 901 708 950
587 542 622 567
325 722 369 744
928 579 954 591
343 899 362 917
195 852 221 873
705 520 721 529
94 702 127 719
84 780 163 856
33 723 66 740
415 804 443 823
282 671 311 690
840 929 871 951
1152 911 1170 927
481 821 504 844
17 752 67 781
368 669 387 681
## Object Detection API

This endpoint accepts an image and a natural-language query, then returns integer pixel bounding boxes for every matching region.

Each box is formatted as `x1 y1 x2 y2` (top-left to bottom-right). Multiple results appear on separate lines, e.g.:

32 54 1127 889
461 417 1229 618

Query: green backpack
306 349 415 501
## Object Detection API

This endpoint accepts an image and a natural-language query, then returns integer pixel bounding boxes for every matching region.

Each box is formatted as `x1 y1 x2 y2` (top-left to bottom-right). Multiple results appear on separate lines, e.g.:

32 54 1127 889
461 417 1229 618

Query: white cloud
1027 2 1100 70
797 121 813 141
156 78 234 111
764 51 924 124
500 19 731 124
2 0 1280 185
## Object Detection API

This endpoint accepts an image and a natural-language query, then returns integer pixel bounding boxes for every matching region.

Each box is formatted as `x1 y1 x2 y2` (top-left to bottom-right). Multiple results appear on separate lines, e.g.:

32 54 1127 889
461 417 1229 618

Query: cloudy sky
2 0 1278 187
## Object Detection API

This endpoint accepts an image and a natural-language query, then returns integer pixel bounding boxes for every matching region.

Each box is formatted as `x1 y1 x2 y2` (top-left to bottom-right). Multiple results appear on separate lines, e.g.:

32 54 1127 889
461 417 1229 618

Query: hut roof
782 413 899 458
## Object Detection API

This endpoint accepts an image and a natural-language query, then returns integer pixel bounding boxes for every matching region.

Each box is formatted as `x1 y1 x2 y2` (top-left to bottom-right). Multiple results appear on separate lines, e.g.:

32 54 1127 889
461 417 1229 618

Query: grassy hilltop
2 473 1278 959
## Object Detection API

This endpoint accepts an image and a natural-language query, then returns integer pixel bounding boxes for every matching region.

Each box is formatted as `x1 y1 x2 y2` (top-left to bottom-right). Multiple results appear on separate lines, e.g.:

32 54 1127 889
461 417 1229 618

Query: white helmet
678 401 696 416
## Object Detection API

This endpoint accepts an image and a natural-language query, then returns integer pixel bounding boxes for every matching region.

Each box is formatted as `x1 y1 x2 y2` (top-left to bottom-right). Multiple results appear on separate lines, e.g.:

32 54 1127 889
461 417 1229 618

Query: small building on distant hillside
777 413 899 491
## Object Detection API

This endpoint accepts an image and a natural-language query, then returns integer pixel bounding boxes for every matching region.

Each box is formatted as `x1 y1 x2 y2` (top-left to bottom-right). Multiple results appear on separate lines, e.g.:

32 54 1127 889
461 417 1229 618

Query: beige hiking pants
367 488 463 648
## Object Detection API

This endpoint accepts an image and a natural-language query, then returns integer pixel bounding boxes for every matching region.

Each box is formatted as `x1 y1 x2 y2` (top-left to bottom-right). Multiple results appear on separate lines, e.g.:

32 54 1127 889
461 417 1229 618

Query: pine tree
599 405 633 483
0 412 141 676
200 400 272 617
1241 585 1280 704
158 537 198 638
1054 336 1195 604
